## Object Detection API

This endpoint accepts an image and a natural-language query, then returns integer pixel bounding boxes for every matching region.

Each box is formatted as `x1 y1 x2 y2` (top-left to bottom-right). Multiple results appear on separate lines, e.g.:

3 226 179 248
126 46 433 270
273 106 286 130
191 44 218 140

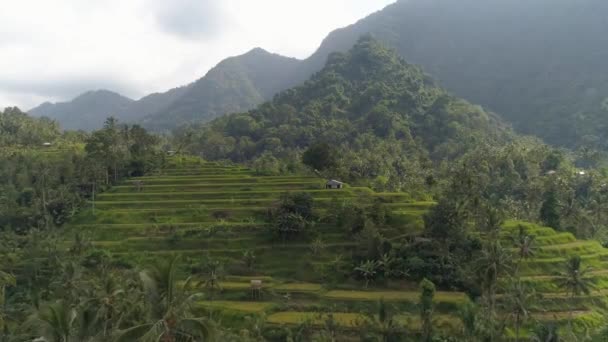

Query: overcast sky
0 0 395 110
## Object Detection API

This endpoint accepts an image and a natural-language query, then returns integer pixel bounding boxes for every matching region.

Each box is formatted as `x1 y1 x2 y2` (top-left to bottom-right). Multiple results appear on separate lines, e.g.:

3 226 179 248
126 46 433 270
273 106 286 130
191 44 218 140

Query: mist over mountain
29 48 300 131
299 0 608 149
29 0 608 150
29 90 134 131
140 48 300 130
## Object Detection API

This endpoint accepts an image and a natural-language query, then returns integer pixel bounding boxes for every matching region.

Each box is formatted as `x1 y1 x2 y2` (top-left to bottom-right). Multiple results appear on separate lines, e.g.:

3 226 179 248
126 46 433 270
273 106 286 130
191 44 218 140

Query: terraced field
67 156 608 337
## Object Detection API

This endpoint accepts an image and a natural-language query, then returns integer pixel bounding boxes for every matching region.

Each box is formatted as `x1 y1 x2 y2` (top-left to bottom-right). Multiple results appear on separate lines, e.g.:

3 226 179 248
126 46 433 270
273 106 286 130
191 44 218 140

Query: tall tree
503 280 537 342
557 255 593 335
119 256 212 342
302 142 338 172
475 240 512 340
0 271 15 337
540 190 561 230
419 279 435 342
512 225 536 275
360 300 404 342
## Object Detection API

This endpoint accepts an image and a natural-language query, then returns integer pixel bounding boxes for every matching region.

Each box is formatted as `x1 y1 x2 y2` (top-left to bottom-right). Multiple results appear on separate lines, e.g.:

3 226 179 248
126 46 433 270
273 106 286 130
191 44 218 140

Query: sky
0 0 395 110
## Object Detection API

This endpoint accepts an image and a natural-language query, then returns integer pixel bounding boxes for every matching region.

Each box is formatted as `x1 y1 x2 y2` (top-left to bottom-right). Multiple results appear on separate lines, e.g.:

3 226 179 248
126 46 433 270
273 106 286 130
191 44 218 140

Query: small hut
326 180 344 189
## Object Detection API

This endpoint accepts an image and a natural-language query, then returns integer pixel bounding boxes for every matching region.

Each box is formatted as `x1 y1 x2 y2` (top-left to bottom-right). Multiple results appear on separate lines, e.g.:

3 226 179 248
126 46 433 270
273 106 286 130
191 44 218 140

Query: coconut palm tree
457 301 478 341
503 280 537 342
241 250 256 271
531 323 559 342
475 239 512 341
557 255 593 335
511 225 536 303
419 279 435 342
25 300 78 342
512 225 536 264
0 271 15 336
82 275 126 339
118 255 212 342
360 300 405 342
198 259 224 299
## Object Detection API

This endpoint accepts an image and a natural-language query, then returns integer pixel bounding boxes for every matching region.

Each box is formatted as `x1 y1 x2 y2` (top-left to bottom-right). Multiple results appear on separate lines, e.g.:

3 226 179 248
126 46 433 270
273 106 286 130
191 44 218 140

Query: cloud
153 0 228 40
0 77 138 101
0 0 396 110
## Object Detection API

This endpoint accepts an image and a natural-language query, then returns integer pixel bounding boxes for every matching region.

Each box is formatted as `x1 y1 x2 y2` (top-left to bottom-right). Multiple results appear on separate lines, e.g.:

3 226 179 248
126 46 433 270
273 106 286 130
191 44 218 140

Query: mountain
193 37 511 187
29 90 134 131
29 48 300 131
140 48 300 130
295 0 608 149
31 0 608 146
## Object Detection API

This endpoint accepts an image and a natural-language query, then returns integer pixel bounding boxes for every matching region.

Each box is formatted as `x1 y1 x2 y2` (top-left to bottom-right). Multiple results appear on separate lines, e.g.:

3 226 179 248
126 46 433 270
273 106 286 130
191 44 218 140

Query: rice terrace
63 156 608 340
5 0 608 340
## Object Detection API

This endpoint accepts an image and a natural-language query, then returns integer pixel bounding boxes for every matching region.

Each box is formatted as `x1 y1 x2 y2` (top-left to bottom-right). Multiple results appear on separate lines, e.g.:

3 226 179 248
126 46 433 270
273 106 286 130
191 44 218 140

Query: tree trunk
515 312 520 342
569 292 574 336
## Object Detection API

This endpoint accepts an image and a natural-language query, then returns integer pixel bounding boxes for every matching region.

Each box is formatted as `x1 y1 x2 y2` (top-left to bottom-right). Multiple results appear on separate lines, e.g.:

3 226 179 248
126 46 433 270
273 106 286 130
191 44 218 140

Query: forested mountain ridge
29 0 608 149
29 90 134 131
140 48 300 130
185 37 512 191
297 0 608 150
29 48 300 131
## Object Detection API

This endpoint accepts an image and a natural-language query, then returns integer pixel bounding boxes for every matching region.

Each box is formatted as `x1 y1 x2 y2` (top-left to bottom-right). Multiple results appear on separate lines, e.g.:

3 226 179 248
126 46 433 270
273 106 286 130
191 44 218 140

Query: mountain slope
29 49 300 131
194 37 511 187
31 0 608 143
29 90 134 131
141 48 300 130
297 0 608 149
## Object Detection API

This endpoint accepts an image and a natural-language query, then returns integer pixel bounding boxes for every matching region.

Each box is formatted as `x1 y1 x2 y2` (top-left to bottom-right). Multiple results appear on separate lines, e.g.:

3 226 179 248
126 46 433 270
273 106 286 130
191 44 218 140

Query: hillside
295 0 608 150
28 90 134 131
30 0 608 147
29 48 300 131
193 36 511 187
66 155 608 338
140 48 300 130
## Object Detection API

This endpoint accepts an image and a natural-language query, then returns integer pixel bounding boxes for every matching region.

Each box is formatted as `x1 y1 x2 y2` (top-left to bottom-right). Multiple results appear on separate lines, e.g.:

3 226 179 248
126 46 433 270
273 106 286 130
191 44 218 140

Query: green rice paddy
65 156 608 336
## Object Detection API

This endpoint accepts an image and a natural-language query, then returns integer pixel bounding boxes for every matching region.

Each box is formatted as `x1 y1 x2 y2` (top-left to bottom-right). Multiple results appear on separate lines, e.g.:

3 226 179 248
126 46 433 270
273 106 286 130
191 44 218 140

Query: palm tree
310 238 326 256
85 275 126 339
557 255 593 334
531 323 559 342
360 300 405 342
475 240 512 341
457 301 478 341
25 300 78 342
511 225 536 285
119 255 212 342
512 225 536 263
355 260 379 288
0 271 15 336
242 250 256 271
52 261 84 303
503 280 537 342
419 279 435 342
199 259 224 299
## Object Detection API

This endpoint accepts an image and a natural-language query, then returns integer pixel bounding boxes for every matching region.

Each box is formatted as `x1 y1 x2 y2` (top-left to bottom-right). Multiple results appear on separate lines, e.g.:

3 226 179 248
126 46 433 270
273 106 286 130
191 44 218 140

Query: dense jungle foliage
4 38 608 341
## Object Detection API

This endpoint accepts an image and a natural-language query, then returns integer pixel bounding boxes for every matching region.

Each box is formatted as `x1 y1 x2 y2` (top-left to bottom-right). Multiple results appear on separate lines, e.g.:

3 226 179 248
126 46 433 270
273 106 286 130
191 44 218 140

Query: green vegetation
2 155 602 340
178 36 510 192
5 24 608 341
